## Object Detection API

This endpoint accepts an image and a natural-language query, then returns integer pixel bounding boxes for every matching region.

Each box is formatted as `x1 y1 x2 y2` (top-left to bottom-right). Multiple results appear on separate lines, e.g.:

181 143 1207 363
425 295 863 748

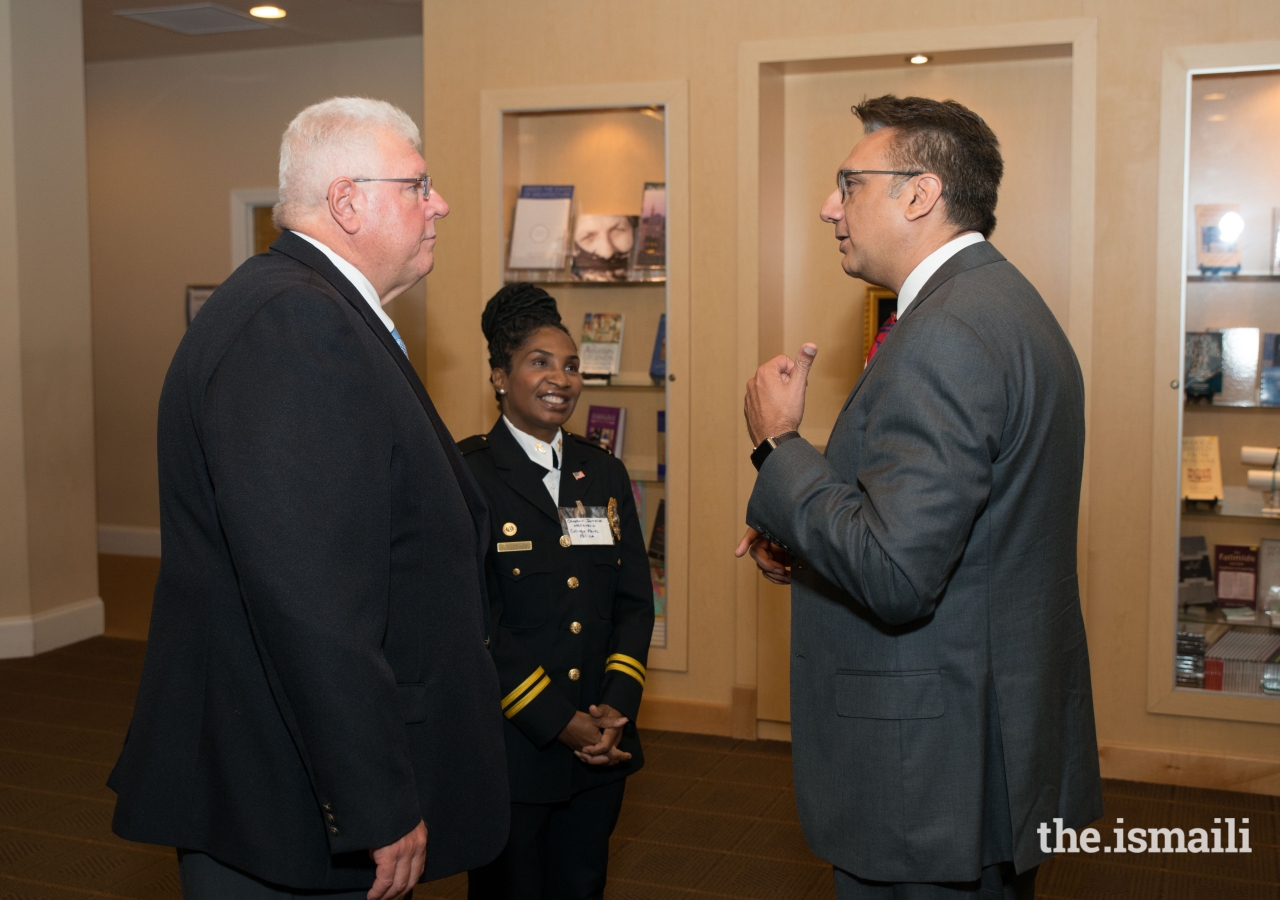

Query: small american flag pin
573 471 585 480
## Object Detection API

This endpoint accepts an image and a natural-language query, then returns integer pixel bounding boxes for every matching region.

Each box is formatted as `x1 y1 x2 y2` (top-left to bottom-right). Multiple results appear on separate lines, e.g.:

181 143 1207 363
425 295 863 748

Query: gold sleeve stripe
607 653 647 678
502 667 546 711
606 660 646 688
504 675 551 718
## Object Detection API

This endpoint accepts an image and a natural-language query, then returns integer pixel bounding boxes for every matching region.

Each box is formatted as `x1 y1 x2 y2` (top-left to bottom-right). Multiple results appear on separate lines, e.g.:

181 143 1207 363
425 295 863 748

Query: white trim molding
0 597 104 659
98 524 161 557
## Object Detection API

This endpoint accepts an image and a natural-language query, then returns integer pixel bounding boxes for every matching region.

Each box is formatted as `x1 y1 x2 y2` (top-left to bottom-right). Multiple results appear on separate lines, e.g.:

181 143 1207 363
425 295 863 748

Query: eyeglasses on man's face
836 169 923 203
353 175 432 199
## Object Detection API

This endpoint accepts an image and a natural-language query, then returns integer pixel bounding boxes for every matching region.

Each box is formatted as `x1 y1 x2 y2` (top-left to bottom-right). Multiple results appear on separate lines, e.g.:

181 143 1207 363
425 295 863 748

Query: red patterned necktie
866 313 897 365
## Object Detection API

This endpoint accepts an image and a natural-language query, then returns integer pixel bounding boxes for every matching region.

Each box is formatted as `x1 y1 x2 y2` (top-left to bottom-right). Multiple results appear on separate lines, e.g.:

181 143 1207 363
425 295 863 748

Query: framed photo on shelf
863 287 897 358
185 285 218 326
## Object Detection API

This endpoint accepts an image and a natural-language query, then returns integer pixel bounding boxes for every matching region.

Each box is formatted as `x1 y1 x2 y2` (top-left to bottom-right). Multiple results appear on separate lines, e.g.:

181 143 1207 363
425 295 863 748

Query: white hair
274 97 421 228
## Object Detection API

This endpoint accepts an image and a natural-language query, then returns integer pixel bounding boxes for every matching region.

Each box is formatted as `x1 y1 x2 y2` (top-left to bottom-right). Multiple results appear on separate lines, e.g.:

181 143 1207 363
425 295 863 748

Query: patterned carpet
0 637 1277 899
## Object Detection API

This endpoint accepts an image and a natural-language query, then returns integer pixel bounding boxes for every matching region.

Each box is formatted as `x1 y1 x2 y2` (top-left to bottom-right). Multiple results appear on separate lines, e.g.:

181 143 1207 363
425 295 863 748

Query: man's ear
328 177 361 235
903 173 944 223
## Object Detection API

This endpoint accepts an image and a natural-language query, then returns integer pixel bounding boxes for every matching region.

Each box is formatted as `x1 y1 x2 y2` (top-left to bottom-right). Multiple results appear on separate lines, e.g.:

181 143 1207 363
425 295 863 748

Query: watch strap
751 430 801 471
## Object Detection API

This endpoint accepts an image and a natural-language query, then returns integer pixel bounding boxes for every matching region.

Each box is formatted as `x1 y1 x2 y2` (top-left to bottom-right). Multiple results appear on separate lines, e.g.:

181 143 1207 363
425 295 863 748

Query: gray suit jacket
747 242 1101 882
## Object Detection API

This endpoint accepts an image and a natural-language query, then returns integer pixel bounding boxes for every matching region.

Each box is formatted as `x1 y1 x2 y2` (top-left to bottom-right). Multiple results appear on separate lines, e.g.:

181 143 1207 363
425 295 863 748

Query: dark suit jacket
108 231 509 890
459 423 653 804
747 242 1102 882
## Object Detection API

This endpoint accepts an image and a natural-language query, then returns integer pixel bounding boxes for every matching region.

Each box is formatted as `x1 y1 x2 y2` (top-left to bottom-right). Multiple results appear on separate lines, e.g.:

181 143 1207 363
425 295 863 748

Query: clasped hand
558 704 632 766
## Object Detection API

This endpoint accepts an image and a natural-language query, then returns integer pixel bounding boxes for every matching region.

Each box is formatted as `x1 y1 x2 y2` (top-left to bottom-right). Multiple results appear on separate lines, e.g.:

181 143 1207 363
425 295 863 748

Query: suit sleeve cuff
502 666 577 749
600 653 646 721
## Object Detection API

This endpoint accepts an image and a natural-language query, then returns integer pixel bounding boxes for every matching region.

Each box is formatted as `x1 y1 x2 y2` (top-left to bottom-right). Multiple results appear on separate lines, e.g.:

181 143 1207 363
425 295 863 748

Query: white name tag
564 517 614 545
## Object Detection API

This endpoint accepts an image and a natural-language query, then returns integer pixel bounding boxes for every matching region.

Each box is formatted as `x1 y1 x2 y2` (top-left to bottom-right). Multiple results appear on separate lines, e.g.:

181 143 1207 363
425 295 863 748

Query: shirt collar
502 416 563 473
895 231 985 317
290 230 397 334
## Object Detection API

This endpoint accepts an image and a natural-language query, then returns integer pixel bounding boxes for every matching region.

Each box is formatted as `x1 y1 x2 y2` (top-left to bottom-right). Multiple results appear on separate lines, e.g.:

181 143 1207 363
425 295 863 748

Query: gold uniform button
570 621 582 634
567 577 579 589
329 826 339 835
560 535 572 548
568 668 581 681
512 567 521 576
325 813 335 823
503 522 517 536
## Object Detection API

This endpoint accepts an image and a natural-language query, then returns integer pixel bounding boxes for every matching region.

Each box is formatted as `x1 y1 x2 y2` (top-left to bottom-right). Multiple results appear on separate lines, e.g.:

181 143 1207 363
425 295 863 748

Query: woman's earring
497 389 506 395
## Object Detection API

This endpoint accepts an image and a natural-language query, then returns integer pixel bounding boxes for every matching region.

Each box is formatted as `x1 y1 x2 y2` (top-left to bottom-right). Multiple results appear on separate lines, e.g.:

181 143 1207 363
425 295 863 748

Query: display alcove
479 83 690 672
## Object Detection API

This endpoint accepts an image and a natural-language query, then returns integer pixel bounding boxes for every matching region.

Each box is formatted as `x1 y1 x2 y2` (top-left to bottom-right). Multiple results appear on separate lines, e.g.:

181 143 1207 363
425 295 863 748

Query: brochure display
481 82 689 670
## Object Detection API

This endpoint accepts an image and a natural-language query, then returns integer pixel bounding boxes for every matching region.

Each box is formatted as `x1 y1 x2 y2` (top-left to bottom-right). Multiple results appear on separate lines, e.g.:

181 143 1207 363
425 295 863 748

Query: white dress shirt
895 232 986 317
291 230 397 335
503 416 563 504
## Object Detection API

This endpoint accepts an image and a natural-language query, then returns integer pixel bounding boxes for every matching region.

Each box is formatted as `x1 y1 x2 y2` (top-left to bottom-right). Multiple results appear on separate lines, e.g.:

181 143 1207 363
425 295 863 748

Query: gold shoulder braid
607 497 622 541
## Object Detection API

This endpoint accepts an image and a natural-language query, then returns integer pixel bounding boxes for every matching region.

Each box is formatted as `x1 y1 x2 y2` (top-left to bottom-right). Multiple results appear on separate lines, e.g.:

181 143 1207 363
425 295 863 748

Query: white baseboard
0 596 104 659
98 524 161 557
756 719 792 742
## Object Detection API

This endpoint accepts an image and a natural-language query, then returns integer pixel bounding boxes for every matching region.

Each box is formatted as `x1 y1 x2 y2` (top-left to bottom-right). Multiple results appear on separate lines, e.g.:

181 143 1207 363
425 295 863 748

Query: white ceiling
84 0 422 62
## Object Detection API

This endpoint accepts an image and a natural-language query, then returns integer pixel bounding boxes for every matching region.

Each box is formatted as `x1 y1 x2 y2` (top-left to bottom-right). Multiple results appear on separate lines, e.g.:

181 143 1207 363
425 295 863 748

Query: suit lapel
487 421 561 524
839 241 1006 415
269 230 488 539
556 435 599 509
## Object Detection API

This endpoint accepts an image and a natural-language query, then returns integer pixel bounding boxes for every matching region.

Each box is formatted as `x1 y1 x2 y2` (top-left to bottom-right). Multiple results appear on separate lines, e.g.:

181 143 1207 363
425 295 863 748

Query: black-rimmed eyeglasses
837 169 922 202
353 175 432 199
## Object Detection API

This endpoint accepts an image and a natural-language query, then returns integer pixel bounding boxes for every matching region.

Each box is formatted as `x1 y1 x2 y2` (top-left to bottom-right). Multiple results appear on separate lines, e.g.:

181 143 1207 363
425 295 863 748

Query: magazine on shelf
580 313 624 383
1214 544 1258 610
649 313 666 382
571 215 637 282
585 405 626 457
628 182 666 281
507 185 574 270
1184 332 1223 403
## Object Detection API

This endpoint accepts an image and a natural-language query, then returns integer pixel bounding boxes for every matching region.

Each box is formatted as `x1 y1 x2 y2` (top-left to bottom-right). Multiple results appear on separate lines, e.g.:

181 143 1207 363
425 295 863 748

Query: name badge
497 541 532 552
558 503 615 546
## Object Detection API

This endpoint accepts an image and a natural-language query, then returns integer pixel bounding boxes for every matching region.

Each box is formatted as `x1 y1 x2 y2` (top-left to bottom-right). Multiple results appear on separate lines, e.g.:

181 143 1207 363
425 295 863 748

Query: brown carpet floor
0 637 1277 899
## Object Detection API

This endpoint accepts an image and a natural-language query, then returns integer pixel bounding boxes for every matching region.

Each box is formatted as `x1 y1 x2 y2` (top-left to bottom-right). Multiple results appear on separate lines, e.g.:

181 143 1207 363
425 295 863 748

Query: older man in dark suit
109 98 508 899
738 96 1102 899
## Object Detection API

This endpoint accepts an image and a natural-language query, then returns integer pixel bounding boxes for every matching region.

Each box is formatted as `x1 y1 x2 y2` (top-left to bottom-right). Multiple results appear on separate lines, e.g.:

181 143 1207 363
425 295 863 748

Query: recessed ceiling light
908 54 930 65
113 4 269 35
1203 93 1227 101
1208 114 1227 122
249 5 286 17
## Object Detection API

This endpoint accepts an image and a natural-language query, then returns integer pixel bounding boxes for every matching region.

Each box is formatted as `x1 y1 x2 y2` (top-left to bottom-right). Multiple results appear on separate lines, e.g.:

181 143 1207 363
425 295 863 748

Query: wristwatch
751 431 801 471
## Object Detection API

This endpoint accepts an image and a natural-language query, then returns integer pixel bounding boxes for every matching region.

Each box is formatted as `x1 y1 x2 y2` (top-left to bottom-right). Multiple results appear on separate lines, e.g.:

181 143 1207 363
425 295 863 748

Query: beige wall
87 36 425 529
423 1 1280 768
0 0 98 628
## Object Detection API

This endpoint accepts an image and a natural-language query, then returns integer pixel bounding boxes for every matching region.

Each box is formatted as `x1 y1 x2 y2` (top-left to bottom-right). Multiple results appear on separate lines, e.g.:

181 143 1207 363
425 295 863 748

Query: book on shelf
1184 332 1223 402
580 313 624 384
1214 544 1258 610
1213 327 1260 406
650 564 667 649
631 480 646 529
507 185 574 271
649 313 666 382
1179 535 1216 608
571 214 638 282
656 410 666 482
1262 334 1280 406
1204 631 1280 695
1181 435 1222 503
585 405 626 457
1194 203 1243 276
647 497 665 564
628 182 666 281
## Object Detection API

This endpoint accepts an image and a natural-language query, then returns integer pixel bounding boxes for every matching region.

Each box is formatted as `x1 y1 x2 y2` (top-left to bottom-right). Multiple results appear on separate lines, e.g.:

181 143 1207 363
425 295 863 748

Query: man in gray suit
737 96 1101 899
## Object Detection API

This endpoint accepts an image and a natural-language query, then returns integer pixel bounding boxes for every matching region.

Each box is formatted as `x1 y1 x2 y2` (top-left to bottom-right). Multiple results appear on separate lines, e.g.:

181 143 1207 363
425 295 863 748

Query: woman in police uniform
462 283 654 900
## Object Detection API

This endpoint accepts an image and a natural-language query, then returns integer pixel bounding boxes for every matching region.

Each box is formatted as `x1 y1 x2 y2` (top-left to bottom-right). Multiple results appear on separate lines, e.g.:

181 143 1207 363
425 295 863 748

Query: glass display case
1171 69 1280 708
480 83 689 671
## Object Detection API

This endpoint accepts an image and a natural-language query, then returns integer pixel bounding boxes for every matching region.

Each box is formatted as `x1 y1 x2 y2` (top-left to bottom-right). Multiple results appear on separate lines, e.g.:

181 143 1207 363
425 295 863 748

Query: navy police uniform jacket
460 421 655 804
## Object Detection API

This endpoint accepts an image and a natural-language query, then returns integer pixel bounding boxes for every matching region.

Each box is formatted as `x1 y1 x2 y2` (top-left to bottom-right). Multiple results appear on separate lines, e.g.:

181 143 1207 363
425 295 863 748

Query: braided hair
481 283 573 399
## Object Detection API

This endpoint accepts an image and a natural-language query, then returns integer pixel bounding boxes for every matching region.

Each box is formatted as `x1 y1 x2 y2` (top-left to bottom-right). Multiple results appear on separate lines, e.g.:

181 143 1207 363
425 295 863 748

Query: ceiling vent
113 4 271 35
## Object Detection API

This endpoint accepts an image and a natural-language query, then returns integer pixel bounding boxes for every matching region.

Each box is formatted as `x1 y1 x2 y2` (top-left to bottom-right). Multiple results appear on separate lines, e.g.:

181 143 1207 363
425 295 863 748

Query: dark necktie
866 313 897 365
